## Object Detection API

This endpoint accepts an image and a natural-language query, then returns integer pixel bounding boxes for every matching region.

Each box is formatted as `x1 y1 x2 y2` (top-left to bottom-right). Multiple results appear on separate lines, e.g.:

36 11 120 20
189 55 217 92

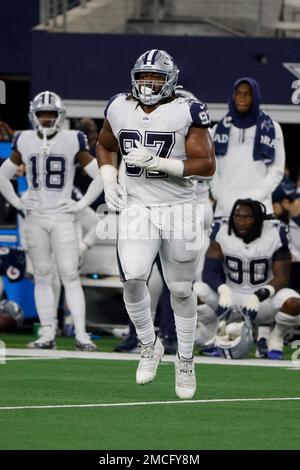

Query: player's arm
202 240 225 292
184 126 215 178
70 149 103 212
95 119 125 212
0 150 24 210
96 119 119 168
201 239 234 314
243 237 291 319
263 122 285 194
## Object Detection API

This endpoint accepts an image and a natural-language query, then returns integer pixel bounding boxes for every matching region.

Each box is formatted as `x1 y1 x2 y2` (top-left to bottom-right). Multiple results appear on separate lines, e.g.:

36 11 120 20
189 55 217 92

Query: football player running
0 91 103 350
194 199 300 360
96 49 215 399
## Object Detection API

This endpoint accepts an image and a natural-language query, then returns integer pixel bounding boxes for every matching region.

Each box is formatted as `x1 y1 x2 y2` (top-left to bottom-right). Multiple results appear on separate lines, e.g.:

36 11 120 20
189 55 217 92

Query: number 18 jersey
13 130 88 217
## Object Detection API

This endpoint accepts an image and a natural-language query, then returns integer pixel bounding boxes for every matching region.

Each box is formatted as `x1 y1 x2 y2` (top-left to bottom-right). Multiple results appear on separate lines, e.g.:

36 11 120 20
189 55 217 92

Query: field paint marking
4 357 61 361
5 348 297 368
1 397 300 411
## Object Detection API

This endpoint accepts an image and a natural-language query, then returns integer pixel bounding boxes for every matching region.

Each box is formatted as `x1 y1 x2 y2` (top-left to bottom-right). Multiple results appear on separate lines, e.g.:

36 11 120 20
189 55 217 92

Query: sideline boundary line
5 348 297 368
1 397 300 411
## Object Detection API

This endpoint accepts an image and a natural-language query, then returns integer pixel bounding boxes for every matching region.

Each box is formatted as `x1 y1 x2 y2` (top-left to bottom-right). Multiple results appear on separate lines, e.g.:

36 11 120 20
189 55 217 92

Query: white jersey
212 220 289 293
289 218 300 261
195 180 209 203
106 93 210 206
13 129 88 218
210 121 285 217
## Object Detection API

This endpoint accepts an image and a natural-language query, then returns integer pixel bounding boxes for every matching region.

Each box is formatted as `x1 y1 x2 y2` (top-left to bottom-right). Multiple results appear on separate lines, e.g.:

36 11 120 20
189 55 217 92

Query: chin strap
40 128 50 157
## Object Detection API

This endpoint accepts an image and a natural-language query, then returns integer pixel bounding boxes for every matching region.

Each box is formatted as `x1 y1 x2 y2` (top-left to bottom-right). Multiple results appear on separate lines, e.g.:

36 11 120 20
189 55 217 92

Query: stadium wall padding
30 30 300 104
0 0 39 76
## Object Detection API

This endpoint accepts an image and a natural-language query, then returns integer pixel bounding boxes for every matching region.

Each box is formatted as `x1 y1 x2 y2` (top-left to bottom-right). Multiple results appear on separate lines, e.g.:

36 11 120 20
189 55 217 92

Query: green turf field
0 334 299 450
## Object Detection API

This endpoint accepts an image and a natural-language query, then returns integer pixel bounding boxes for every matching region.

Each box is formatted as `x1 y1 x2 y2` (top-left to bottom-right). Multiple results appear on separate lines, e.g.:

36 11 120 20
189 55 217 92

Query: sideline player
194 199 300 359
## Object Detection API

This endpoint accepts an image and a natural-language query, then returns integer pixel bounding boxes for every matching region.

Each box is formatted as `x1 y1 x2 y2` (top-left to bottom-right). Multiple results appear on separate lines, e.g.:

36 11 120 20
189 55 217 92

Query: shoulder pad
209 220 221 240
104 93 128 118
189 100 211 128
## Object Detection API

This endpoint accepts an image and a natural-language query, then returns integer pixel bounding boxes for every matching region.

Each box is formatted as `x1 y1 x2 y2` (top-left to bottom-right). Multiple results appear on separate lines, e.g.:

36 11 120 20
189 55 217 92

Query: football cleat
200 345 221 357
267 331 284 360
255 338 268 358
268 350 283 360
175 354 196 399
136 336 164 384
75 334 97 352
27 337 56 350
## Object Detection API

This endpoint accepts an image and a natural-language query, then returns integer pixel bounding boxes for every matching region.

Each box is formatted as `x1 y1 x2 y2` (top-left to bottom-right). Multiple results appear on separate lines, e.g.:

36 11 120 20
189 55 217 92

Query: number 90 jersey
105 93 210 206
13 130 88 218
212 220 290 293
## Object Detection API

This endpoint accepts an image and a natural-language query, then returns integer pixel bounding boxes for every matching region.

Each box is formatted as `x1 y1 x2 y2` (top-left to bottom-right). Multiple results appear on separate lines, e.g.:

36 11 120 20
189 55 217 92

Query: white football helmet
215 306 254 359
0 300 24 327
131 49 179 105
29 91 66 136
175 86 197 100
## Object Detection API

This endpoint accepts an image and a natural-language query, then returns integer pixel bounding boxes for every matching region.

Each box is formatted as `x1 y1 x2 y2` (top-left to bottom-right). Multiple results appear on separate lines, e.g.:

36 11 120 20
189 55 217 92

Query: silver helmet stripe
143 49 160 65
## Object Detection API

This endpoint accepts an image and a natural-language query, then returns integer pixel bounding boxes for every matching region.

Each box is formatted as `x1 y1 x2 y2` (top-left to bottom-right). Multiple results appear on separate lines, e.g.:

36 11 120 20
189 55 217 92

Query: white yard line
4 348 298 368
0 397 300 411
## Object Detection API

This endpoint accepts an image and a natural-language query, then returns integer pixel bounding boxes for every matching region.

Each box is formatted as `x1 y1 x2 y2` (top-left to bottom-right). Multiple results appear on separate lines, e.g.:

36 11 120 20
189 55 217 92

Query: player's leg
117 206 163 384
51 220 96 351
160 205 203 398
24 216 56 348
268 288 300 359
252 298 275 358
193 282 219 351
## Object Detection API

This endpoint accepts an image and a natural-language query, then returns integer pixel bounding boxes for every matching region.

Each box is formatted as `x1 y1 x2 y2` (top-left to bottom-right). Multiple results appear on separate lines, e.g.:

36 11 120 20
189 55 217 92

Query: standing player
211 78 285 218
0 91 102 350
96 49 215 399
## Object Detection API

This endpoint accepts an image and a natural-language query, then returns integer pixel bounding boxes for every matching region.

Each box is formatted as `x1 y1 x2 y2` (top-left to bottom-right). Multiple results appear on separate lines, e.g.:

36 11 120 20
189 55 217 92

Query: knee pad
59 262 78 284
34 272 53 287
281 297 300 316
33 262 52 278
168 281 192 299
123 279 147 303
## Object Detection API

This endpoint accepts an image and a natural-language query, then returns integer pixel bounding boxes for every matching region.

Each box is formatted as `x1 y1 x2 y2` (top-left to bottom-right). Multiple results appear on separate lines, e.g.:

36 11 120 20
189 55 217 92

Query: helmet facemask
29 91 66 137
131 50 179 105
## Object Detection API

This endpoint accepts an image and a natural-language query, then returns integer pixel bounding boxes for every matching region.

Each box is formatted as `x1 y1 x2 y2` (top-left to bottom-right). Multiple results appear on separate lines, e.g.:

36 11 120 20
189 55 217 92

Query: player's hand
242 294 260 321
104 181 126 212
14 199 26 218
216 284 234 317
60 198 90 214
58 199 79 214
124 141 159 170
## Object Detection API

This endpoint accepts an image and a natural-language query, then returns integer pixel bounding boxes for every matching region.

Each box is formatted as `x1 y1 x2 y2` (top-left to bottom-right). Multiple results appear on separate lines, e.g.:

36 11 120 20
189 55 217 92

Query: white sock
273 311 299 339
124 292 155 345
34 275 57 339
148 264 163 320
195 304 218 346
257 325 271 341
63 278 86 340
174 314 197 360
51 268 61 312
